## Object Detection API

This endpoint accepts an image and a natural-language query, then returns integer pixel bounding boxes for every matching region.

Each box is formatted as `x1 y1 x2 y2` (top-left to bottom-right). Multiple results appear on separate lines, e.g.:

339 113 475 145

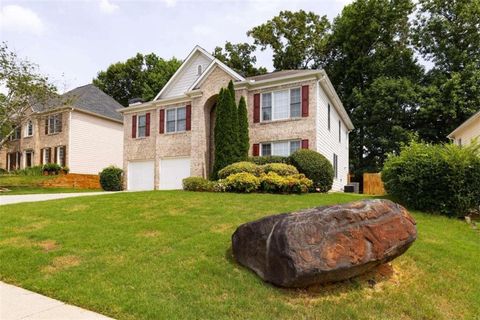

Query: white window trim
136 113 147 138
164 106 187 134
43 148 51 164
24 121 33 137
260 139 301 157
260 87 302 122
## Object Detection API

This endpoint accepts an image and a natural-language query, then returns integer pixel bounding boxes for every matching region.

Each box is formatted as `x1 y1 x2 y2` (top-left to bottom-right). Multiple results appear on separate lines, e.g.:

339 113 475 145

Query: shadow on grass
225 247 395 298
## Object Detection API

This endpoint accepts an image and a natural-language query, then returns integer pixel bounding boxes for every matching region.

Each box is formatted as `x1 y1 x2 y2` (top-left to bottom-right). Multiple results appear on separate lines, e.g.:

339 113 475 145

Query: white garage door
159 158 191 190
128 160 154 191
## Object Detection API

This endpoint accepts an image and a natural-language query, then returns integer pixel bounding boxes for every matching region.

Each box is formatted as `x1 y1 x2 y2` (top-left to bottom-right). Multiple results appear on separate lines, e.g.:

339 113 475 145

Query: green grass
0 192 478 320
0 175 100 195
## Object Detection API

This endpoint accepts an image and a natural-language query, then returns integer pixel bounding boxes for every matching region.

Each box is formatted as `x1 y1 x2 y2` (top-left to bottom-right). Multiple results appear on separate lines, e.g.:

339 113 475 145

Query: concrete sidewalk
0 192 116 206
0 281 113 320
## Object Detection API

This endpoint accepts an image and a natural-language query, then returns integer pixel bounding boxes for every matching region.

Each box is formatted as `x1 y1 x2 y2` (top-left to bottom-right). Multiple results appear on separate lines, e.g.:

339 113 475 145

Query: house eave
118 94 192 114
447 110 480 139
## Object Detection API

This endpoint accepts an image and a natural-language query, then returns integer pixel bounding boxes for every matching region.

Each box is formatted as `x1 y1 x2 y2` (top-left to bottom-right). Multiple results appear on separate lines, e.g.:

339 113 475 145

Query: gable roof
34 84 124 122
246 70 319 82
154 45 244 100
447 109 480 139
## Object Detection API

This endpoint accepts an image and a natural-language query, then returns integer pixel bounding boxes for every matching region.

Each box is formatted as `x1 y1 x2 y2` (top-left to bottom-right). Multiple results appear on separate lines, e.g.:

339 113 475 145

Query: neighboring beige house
447 110 480 146
120 46 354 191
1 84 124 174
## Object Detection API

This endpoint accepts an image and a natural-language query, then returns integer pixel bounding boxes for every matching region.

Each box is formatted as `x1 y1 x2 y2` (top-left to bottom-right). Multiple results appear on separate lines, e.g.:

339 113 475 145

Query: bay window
261 88 301 121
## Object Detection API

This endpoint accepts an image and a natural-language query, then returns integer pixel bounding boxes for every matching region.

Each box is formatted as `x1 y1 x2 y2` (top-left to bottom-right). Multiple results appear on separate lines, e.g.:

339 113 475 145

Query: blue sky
1 0 352 93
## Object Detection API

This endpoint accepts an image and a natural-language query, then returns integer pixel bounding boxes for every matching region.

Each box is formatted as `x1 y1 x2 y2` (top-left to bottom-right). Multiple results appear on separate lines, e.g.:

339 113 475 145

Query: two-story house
1 84 124 174
120 46 354 191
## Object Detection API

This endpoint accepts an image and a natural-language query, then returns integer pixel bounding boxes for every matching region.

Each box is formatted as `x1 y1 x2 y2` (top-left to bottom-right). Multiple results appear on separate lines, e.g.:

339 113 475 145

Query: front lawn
0 192 478 319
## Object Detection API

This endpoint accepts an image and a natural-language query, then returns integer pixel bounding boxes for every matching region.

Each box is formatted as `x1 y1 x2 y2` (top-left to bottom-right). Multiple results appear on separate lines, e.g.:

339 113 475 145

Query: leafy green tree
0 42 57 149
93 53 181 106
213 42 267 77
237 96 249 160
325 0 423 174
247 10 331 70
413 0 480 142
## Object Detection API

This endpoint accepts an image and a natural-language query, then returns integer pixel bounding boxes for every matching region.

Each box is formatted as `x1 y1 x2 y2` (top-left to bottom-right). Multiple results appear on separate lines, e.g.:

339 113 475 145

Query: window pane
290 141 301 154
177 119 186 131
261 143 271 156
262 93 272 121
138 115 146 137
166 121 175 133
273 90 289 120
290 88 301 118
166 109 176 121
272 141 289 156
177 107 186 120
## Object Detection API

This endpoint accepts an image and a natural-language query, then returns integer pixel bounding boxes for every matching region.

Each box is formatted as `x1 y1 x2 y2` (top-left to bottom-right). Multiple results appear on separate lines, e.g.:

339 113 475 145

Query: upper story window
197 65 202 75
25 121 33 137
261 88 301 122
137 114 147 138
166 106 186 133
10 126 21 140
261 140 301 157
46 114 62 134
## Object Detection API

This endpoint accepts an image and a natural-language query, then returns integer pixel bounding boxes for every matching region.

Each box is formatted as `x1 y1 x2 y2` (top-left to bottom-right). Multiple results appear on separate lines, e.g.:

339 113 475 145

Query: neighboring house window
24 150 33 168
7 152 21 171
197 65 202 75
56 146 66 166
328 104 331 131
261 140 301 157
25 121 33 137
42 148 51 164
166 106 186 133
261 88 301 121
458 138 462 147
137 114 147 138
333 153 338 179
339 120 341 143
10 126 21 140
47 114 62 134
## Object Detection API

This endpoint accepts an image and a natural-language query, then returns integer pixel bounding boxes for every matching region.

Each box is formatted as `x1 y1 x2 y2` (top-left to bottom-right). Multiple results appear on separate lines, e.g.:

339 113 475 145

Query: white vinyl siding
261 88 301 122
159 52 212 99
69 111 123 174
261 140 301 157
316 81 349 191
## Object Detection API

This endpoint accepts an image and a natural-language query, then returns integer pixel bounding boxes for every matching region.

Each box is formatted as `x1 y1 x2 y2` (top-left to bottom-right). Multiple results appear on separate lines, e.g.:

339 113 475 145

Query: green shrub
99 166 123 191
382 142 480 217
288 150 334 192
224 172 260 193
183 177 214 192
0 168 7 175
61 166 70 174
218 161 263 179
259 172 312 194
14 165 44 176
248 156 288 165
262 163 298 176
42 163 61 175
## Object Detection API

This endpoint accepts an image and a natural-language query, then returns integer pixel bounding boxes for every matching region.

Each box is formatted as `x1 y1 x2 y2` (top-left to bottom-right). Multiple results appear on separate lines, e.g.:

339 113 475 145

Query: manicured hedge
218 162 263 179
382 142 480 217
260 172 312 194
183 177 214 192
224 172 260 193
99 166 123 191
288 150 334 192
262 163 298 176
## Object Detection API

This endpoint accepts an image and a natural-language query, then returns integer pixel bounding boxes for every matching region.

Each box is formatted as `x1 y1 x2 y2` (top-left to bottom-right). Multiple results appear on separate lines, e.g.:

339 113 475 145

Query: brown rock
231 199 417 287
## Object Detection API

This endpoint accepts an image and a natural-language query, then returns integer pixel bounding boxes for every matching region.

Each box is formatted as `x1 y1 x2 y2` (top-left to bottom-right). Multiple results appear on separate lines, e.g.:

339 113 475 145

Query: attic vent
197 65 202 75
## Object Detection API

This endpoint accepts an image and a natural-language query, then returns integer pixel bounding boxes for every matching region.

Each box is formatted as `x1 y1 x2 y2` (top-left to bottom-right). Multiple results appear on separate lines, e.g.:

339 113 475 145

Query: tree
325 0 423 175
0 42 57 149
213 42 267 77
237 96 249 160
93 53 181 106
413 0 480 142
247 10 331 70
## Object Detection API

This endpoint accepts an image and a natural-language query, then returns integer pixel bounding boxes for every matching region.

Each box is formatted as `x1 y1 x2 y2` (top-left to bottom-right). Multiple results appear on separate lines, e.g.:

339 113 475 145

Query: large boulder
232 199 417 287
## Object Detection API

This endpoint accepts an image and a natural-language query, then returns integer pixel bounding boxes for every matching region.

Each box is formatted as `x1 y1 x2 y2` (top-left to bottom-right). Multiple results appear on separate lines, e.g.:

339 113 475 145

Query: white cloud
0 5 45 35
193 25 214 37
98 0 119 14
162 0 177 8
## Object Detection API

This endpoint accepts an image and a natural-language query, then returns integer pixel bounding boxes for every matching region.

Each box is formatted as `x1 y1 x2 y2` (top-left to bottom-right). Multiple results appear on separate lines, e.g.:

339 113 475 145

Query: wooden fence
42 173 101 189
363 173 385 195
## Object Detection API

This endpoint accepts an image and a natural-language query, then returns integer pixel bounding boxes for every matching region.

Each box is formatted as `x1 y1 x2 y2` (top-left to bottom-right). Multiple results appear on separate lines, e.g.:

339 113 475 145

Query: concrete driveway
0 282 113 320
0 192 117 206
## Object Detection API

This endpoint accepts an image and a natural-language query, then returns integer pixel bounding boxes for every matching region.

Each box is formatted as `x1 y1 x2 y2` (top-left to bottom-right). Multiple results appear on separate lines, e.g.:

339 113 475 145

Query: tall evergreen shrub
237 96 249 160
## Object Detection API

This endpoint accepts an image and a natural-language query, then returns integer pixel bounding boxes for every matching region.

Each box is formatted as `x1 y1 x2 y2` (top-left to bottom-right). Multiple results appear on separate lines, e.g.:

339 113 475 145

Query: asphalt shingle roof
246 70 320 82
34 84 124 121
